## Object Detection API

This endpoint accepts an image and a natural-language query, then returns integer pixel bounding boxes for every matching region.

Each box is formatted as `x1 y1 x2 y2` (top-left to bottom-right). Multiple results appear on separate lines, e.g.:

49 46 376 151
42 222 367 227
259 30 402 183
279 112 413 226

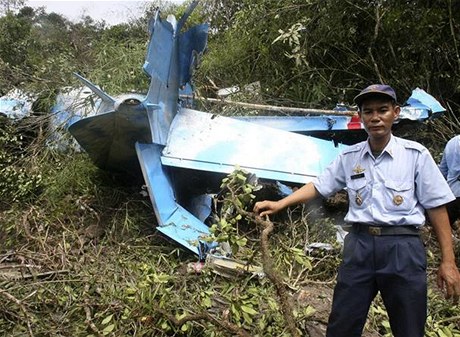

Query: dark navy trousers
326 232 427 337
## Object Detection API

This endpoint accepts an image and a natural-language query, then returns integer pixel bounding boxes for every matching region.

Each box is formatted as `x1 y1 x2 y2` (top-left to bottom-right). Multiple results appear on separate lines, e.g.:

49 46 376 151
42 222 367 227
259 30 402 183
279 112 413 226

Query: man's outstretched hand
253 200 284 217
437 261 460 304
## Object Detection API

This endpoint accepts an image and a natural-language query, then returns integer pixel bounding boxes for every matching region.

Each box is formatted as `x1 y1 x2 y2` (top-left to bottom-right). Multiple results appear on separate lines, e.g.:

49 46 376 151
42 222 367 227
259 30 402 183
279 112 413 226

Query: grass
1 112 460 336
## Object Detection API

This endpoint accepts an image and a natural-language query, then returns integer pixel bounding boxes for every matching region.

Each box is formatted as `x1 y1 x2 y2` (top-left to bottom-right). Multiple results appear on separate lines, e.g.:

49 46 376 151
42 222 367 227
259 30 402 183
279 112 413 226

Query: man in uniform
253 84 460 337
439 134 460 226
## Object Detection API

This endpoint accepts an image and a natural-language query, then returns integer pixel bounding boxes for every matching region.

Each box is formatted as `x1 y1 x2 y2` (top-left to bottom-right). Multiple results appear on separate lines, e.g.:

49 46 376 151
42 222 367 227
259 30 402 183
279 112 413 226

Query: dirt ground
299 283 381 337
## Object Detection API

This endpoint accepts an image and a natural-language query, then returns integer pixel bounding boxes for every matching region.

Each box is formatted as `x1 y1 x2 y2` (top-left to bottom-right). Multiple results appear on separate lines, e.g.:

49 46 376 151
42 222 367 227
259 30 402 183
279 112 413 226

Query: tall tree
0 0 25 14
195 0 460 110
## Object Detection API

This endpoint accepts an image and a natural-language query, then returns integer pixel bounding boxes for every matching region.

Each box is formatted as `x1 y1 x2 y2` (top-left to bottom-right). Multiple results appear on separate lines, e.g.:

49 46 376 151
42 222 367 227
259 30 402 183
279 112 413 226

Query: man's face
359 98 400 141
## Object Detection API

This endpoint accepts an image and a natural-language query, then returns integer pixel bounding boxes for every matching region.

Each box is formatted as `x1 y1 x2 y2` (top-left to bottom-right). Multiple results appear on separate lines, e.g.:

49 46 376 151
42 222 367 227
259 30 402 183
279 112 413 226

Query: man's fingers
439 275 460 303
445 282 454 299
445 284 460 304
438 263 460 304
253 201 272 215
437 272 444 290
253 201 265 214
453 279 460 304
257 207 273 218
253 200 282 218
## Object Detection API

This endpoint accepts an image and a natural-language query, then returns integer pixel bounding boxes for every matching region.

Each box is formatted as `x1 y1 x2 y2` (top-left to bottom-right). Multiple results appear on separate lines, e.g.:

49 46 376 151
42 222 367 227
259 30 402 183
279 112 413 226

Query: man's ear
394 105 401 119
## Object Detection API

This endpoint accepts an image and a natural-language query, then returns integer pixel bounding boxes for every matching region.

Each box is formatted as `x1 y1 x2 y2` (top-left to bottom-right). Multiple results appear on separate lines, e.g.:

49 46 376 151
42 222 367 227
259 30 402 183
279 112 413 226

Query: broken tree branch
228 191 302 337
0 288 35 337
180 95 356 116
0 269 70 281
251 212 302 337
155 308 251 337
368 4 385 83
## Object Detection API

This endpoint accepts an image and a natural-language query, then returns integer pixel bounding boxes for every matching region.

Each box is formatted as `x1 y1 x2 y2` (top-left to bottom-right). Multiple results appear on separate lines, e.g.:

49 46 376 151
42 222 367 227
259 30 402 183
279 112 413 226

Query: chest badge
353 165 365 175
393 195 404 206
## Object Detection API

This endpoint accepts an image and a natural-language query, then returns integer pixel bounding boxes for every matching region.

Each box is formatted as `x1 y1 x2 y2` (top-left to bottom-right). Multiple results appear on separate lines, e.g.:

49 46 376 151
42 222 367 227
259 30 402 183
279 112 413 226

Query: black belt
347 223 420 236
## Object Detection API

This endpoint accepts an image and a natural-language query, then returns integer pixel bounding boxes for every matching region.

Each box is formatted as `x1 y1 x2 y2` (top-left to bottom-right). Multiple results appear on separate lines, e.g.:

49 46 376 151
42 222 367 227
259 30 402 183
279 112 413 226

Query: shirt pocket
347 178 368 207
383 180 414 212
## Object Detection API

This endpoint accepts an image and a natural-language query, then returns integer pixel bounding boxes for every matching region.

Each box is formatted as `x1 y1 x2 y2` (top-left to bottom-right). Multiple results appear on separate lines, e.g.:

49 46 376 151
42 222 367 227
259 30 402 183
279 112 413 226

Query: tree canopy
0 0 458 112
194 0 460 111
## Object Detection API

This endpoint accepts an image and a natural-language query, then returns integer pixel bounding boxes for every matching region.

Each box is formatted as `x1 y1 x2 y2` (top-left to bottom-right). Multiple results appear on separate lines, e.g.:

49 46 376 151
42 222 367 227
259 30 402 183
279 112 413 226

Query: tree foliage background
196 0 460 112
0 0 459 112
0 1 460 336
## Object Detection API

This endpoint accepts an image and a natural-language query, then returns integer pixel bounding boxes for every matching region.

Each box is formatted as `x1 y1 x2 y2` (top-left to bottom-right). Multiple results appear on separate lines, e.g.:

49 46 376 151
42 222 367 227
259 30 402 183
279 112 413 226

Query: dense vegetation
1 0 460 336
197 0 460 110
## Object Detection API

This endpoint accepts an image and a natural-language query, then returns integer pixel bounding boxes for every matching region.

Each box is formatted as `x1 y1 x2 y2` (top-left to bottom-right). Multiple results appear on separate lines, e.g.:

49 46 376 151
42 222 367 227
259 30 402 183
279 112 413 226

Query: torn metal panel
142 4 208 146
233 88 445 134
233 115 354 133
69 101 152 173
0 89 35 120
162 108 346 185
136 142 215 258
400 87 446 120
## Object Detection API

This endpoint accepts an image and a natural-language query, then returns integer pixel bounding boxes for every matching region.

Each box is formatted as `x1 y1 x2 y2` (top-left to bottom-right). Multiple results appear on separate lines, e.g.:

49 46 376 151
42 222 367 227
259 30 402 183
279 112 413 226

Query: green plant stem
229 188 303 337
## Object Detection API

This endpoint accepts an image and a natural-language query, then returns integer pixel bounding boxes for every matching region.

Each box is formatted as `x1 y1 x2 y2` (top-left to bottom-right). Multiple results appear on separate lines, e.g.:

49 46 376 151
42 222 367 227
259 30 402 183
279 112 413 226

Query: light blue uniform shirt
439 135 460 197
313 135 455 226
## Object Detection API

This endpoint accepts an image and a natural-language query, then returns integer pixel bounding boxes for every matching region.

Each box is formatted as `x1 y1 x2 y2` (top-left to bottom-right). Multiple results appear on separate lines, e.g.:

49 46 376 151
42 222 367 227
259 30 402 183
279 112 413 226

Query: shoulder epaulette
342 142 364 155
397 137 425 153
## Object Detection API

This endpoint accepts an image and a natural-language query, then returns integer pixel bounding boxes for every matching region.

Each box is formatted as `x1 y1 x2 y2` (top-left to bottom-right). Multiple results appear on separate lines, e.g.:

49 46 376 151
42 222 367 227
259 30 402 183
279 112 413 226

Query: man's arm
426 206 460 302
253 182 320 217
439 151 448 178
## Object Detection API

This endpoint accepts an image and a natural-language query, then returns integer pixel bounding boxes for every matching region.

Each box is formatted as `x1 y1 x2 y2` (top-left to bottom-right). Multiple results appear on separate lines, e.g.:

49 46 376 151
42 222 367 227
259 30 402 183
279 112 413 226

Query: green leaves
241 304 258 315
0 2 458 336
100 313 115 335
207 168 259 255
290 247 312 270
197 0 460 110
0 121 43 204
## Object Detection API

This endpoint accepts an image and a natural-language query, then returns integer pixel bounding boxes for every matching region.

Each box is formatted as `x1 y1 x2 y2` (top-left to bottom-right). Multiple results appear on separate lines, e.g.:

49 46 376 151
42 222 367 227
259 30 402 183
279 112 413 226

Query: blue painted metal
62 2 446 258
0 89 35 119
136 142 216 257
401 87 446 120
68 97 153 173
142 4 208 145
233 115 353 133
162 108 345 185
234 88 445 134
67 2 217 256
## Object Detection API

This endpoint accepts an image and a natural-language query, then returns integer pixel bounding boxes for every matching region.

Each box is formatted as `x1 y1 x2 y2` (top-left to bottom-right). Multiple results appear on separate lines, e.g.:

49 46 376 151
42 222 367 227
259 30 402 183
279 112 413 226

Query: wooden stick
0 269 69 280
0 264 40 270
0 288 35 337
180 95 357 116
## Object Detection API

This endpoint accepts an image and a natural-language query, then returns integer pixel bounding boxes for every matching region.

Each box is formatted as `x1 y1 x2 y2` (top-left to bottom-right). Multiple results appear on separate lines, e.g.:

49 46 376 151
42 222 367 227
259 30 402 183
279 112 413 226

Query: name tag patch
351 173 365 180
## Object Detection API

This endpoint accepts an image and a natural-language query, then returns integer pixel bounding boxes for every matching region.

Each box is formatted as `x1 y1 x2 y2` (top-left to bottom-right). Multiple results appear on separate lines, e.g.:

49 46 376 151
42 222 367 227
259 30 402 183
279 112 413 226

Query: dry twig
0 288 35 337
229 189 303 337
155 308 251 337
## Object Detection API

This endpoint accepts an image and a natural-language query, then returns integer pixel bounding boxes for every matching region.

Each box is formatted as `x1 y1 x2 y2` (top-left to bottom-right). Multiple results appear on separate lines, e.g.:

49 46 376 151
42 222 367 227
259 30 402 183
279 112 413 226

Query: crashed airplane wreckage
47 1 445 261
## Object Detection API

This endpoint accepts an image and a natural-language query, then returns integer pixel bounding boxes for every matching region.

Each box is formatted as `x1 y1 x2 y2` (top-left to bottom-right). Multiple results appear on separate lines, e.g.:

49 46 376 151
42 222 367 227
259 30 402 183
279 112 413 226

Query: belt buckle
368 226 382 235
